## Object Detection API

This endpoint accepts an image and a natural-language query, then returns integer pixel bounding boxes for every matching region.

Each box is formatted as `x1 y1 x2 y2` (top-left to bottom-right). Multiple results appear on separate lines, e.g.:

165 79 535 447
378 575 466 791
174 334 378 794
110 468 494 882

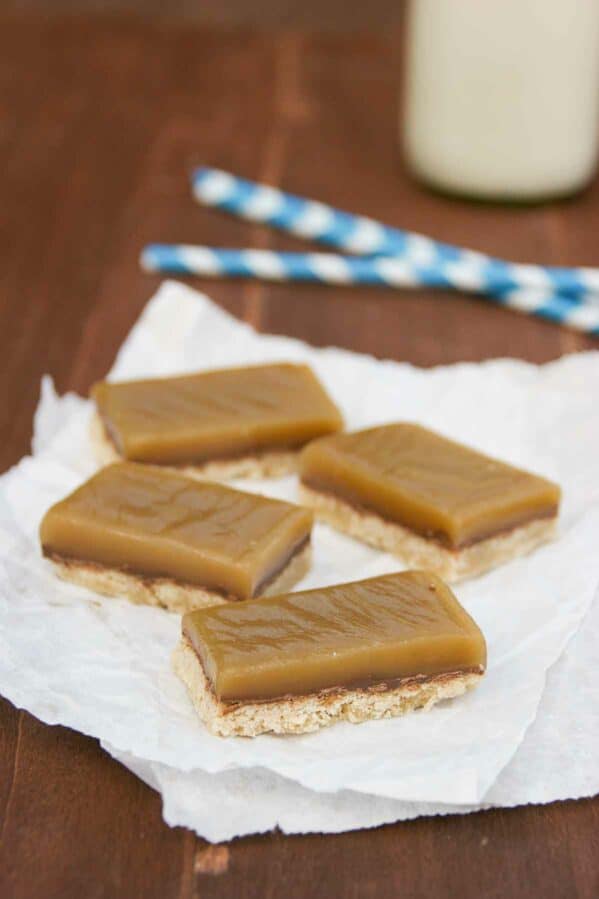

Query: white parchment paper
105 571 599 842
1 282 598 839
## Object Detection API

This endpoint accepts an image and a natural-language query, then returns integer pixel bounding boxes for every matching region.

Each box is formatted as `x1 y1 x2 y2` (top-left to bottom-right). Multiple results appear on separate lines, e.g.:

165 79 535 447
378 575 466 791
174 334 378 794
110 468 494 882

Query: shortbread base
299 484 557 583
46 542 311 614
90 413 298 480
172 637 484 737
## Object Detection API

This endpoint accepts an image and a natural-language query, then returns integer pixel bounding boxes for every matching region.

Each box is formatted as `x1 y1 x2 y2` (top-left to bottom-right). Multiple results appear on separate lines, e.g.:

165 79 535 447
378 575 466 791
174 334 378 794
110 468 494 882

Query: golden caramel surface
92 363 343 465
183 570 486 701
40 463 312 599
300 424 560 548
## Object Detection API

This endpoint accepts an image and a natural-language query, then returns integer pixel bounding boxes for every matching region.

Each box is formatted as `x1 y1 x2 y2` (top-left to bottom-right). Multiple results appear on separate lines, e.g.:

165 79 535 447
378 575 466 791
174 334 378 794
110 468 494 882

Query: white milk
403 0 599 200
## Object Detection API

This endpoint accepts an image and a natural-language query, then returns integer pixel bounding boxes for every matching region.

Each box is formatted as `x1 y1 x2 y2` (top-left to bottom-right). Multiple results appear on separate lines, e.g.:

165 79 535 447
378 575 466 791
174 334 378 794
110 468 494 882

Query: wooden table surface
1 12 598 899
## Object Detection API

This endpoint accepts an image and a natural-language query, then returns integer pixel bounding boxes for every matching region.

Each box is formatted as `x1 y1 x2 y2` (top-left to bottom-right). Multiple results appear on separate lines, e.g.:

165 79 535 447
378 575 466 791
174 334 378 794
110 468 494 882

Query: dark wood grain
0 13 597 899
3 0 405 31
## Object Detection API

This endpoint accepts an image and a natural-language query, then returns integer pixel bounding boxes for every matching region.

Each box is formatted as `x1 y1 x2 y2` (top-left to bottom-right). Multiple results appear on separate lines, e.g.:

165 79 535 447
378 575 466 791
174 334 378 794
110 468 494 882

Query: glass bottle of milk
403 0 599 201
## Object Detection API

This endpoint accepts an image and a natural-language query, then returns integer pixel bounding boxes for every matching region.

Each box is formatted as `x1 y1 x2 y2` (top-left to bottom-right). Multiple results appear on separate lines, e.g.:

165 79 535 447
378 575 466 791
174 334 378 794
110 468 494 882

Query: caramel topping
300 423 560 548
92 363 343 465
183 570 486 701
40 463 313 600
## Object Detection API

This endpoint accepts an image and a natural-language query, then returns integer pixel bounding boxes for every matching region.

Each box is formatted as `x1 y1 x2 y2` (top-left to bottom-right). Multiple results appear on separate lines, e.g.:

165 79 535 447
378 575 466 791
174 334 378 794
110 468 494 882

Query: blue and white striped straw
140 244 599 335
191 167 599 305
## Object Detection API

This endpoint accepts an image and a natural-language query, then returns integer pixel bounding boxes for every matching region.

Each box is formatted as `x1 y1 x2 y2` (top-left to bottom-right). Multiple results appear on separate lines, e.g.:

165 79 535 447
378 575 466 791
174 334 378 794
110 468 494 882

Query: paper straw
140 244 599 336
191 167 599 305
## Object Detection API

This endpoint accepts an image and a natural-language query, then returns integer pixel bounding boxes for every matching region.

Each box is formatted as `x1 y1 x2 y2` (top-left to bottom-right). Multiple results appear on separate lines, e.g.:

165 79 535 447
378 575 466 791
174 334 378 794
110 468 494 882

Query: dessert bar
40 462 313 612
173 570 486 736
91 363 343 480
299 423 560 581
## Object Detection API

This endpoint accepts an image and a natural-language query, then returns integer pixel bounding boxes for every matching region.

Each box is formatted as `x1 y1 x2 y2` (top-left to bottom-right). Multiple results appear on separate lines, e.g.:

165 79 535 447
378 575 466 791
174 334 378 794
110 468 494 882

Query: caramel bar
173 570 486 736
40 463 313 613
91 363 343 480
299 423 560 582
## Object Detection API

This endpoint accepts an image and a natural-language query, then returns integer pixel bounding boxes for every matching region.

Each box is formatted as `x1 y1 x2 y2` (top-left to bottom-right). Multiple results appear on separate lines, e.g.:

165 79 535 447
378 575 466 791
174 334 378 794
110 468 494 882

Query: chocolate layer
43 534 310 602
185 635 483 710
302 478 558 549
98 415 308 466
